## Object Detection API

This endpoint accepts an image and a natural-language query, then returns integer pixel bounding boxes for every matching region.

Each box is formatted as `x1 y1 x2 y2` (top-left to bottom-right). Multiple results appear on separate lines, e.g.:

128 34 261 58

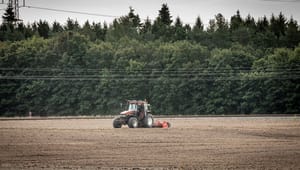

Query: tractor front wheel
128 117 138 128
113 117 122 128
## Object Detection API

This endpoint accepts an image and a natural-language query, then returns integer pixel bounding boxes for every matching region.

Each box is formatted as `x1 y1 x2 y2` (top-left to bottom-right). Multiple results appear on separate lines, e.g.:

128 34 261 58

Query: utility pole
8 0 18 20
3 0 25 21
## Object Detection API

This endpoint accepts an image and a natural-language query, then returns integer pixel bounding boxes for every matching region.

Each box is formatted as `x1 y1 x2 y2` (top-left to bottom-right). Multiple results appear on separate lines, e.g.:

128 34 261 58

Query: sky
0 0 300 27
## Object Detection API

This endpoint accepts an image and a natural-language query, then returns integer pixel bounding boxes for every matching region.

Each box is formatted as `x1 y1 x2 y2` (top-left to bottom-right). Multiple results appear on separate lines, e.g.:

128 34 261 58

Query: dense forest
0 4 299 116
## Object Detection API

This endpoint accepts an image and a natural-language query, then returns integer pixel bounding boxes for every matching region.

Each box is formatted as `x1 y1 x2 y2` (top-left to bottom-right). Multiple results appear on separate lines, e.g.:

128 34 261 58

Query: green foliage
157 4 173 26
106 8 141 41
0 5 300 116
37 20 50 39
2 6 17 24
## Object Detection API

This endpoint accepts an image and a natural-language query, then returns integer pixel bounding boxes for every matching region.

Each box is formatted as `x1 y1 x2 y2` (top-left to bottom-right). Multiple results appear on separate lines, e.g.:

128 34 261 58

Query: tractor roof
127 100 148 105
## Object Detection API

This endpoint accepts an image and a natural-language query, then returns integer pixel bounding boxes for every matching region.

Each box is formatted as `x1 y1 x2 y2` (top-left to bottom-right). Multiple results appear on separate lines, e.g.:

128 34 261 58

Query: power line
23 5 120 18
1 75 299 81
1 68 300 81
1 66 299 71
1 68 300 77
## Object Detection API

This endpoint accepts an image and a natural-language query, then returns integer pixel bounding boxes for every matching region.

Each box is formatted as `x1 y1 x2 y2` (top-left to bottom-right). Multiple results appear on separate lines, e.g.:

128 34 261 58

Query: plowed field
1 117 300 169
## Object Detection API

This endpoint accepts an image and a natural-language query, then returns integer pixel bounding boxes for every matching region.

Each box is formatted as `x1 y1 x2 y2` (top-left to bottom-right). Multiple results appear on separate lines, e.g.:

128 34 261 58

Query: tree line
0 4 299 116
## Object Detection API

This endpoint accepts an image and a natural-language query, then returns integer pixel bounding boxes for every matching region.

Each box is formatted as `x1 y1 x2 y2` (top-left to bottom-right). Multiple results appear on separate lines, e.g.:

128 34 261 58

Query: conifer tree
52 21 63 33
2 6 17 24
37 20 50 38
230 10 243 30
158 3 172 26
257 16 269 32
193 16 204 31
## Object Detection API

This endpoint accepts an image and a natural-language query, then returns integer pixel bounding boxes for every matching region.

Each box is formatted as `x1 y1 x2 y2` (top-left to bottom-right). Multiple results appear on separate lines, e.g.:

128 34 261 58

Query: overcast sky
1 0 300 26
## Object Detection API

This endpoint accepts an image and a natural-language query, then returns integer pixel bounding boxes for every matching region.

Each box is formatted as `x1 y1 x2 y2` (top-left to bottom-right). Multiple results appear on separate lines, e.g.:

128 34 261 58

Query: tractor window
147 104 151 112
128 104 137 111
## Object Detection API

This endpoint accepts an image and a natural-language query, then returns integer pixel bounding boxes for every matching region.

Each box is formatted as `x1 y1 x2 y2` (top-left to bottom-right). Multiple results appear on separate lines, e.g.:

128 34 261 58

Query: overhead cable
23 5 120 18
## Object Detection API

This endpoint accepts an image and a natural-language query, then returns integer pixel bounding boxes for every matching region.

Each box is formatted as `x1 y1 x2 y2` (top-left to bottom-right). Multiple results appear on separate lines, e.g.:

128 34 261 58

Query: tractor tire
143 114 153 128
128 117 138 128
167 122 171 128
113 117 122 128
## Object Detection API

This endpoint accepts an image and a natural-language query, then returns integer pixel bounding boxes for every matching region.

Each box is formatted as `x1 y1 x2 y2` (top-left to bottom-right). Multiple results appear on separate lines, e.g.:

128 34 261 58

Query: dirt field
0 117 300 169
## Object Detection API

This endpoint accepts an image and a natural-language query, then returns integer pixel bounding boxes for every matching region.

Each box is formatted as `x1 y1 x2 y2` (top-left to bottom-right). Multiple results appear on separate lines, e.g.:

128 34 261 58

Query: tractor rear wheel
113 117 122 128
167 122 171 128
128 117 138 128
143 114 153 128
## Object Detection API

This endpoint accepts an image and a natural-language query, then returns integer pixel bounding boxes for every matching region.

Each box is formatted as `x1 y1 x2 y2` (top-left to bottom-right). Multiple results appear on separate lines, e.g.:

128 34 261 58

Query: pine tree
82 20 91 31
158 4 172 26
277 12 287 36
230 10 243 30
152 4 173 40
207 19 216 32
103 22 108 39
286 17 300 48
141 17 152 34
32 22 38 33
174 17 183 27
215 13 228 31
173 16 186 40
140 17 155 41
2 6 17 24
257 16 269 32
82 20 95 40
270 13 287 38
16 22 25 33
184 24 191 33
37 20 50 38
114 7 141 30
193 16 204 31
52 21 63 33
128 7 141 28
244 14 256 30
65 18 80 31
92 22 104 40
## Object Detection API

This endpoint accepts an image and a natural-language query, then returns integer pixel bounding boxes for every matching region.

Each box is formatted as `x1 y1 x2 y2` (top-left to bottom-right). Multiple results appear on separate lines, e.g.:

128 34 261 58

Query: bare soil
0 117 300 169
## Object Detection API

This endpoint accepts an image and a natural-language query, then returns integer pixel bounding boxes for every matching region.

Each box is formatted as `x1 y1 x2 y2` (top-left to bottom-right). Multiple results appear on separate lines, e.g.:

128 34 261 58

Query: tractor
113 100 154 128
